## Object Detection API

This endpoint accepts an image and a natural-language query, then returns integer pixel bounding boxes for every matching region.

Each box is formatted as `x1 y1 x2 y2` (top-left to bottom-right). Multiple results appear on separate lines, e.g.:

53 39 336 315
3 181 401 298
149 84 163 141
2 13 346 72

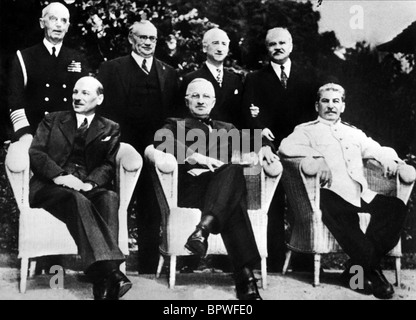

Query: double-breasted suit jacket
29 111 120 202
8 43 88 139
181 64 243 127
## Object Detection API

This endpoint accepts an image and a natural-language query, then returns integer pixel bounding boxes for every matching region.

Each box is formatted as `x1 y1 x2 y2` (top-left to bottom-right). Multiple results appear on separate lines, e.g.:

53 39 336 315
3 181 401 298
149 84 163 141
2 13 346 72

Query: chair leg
29 260 37 278
395 257 401 287
261 257 267 289
156 254 165 278
20 258 29 294
282 250 292 274
169 255 177 289
313 254 321 287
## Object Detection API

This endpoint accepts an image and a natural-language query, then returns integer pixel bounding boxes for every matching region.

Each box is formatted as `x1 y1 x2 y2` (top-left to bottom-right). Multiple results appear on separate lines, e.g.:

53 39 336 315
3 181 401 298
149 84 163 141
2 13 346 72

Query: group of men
6 2 409 300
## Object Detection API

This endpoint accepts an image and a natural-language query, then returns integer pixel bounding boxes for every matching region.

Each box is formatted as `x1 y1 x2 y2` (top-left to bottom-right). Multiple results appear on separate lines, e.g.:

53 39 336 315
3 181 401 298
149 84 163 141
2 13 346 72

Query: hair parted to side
186 78 215 95
265 27 292 44
129 20 157 34
41 2 69 18
202 28 230 45
317 83 346 102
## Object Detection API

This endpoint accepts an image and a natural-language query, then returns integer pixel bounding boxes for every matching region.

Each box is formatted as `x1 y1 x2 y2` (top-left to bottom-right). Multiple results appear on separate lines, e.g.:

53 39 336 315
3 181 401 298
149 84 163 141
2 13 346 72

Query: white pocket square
101 136 111 142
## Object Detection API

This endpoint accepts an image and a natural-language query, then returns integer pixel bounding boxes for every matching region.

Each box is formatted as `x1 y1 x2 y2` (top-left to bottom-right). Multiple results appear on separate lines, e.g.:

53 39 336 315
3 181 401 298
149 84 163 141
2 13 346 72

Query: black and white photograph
0 0 415 303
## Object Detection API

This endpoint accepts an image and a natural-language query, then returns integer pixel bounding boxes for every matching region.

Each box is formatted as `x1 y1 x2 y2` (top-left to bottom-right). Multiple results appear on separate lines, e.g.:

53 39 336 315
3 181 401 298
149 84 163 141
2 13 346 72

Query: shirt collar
271 59 291 80
43 38 63 56
131 51 153 72
76 113 95 128
317 116 341 126
205 61 223 79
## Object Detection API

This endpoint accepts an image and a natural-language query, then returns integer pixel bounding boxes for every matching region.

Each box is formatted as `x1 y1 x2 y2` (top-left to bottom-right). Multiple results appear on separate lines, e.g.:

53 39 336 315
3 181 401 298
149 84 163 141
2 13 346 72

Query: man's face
266 30 293 64
39 4 70 45
203 31 230 65
129 23 158 58
72 78 103 116
186 81 216 119
315 90 345 123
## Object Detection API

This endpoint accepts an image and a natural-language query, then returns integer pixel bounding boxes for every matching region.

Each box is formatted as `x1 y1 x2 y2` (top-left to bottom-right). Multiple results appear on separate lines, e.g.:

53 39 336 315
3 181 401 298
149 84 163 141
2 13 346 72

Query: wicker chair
5 140 142 293
144 145 282 289
280 156 415 287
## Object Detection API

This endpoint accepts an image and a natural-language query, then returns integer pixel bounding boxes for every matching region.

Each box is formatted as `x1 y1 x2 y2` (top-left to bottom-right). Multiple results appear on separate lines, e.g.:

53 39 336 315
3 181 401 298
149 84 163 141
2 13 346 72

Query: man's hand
187 153 224 172
80 183 94 192
261 128 275 141
261 146 279 165
379 157 399 178
250 104 260 118
317 158 332 187
53 174 85 191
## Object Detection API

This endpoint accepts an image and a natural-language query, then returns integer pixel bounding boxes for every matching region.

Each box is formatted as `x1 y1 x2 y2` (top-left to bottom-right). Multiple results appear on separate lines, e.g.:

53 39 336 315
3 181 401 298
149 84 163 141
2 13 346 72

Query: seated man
154 78 278 300
29 76 132 300
279 83 408 299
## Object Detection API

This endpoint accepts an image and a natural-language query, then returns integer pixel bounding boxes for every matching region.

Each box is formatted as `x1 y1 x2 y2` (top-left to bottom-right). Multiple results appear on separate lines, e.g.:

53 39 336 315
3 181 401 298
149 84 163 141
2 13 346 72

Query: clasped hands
53 174 94 192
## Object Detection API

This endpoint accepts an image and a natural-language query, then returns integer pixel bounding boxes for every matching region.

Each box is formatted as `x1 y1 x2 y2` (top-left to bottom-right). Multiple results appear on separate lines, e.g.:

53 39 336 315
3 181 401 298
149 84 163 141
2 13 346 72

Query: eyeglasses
133 34 158 43
186 93 214 100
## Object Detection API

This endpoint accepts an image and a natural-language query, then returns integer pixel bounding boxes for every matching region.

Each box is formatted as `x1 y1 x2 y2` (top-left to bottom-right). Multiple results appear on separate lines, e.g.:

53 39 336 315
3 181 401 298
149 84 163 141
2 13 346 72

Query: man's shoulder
102 55 132 67
340 120 359 130
296 119 320 128
155 58 176 72
97 115 120 129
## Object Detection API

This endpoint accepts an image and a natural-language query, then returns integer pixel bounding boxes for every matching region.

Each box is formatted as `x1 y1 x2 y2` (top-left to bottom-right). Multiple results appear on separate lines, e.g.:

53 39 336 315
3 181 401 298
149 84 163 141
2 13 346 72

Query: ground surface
0 254 415 300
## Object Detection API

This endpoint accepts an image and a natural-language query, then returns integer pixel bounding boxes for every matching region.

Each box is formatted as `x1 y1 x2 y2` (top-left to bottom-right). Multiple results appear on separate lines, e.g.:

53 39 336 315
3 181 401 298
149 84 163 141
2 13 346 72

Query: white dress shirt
43 38 63 56
131 51 154 73
271 59 291 81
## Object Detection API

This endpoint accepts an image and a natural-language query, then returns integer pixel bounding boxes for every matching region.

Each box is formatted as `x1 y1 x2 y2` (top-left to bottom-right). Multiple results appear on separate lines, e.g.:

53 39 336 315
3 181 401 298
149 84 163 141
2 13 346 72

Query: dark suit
29 111 124 274
181 64 243 127
8 42 88 140
154 117 266 270
242 62 319 271
97 54 179 273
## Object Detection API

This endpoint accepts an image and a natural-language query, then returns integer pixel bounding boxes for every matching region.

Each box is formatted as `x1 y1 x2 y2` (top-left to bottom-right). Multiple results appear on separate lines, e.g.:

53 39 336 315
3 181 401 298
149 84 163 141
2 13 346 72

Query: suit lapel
155 59 167 95
86 116 105 146
58 112 76 145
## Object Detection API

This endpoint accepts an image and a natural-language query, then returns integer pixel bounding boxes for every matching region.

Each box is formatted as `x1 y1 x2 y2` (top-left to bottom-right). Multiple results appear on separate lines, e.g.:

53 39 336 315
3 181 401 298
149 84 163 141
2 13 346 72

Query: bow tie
199 117 213 127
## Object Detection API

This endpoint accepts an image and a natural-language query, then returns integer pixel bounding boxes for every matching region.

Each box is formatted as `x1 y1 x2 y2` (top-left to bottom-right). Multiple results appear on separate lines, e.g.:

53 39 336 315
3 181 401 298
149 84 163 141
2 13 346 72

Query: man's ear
340 102 346 113
39 18 45 29
202 43 208 54
315 101 319 112
97 94 104 106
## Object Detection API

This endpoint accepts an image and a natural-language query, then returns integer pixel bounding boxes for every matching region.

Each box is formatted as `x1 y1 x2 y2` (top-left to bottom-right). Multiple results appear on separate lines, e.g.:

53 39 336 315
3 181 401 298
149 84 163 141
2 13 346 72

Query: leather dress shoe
235 267 262 300
185 226 209 257
93 270 132 300
366 269 394 300
339 267 372 295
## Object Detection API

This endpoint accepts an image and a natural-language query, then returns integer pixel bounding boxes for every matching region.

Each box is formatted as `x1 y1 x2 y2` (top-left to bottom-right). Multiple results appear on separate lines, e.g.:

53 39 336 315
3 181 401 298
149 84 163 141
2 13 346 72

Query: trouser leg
30 185 125 272
362 195 407 262
320 189 377 270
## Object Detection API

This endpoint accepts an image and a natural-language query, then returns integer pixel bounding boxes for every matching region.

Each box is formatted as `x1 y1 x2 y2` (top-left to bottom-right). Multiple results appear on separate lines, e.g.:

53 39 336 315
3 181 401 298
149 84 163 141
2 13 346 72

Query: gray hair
317 83 346 102
41 2 69 18
202 28 230 46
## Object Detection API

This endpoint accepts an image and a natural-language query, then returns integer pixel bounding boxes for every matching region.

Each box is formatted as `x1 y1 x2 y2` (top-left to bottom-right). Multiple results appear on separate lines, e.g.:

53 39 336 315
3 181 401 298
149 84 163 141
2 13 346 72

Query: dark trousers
179 164 261 271
30 185 125 274
320 189 408 270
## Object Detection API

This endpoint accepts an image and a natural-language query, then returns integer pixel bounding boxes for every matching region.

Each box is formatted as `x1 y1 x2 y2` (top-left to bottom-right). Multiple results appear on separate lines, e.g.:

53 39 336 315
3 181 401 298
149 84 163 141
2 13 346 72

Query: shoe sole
118 282 133 299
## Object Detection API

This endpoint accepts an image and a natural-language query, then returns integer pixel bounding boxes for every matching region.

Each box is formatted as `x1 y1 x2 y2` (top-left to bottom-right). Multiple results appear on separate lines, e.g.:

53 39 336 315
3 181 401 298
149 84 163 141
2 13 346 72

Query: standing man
154 78 279 300
29 76 132 300
242 27 319 272
279 83 408 299
97 20 179 273
8 2 88 143
180 28 243 127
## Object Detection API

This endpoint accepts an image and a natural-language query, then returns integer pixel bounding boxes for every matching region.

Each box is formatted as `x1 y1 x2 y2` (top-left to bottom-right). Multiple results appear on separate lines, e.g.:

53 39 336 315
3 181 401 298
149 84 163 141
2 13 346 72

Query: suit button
63 98 67 102
46 83 50 87
45 97 49 102
63 84 67 88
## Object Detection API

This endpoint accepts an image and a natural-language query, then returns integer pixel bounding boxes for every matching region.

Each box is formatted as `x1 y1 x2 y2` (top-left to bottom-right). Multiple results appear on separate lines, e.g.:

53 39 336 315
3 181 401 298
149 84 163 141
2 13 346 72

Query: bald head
42 2 69 18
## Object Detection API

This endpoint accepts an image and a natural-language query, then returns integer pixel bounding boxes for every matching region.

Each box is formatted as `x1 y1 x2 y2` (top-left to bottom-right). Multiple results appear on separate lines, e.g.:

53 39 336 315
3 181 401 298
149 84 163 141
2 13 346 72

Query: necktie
77 118 89 135
142 59 149 74
52 46 57 58
200 117 213 127
280 65 288 89
216 68 222 87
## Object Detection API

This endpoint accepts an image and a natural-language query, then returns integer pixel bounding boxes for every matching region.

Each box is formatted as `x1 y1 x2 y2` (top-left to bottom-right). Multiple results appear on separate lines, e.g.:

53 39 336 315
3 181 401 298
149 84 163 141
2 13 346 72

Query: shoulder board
341 121 358 129
297 120 319 127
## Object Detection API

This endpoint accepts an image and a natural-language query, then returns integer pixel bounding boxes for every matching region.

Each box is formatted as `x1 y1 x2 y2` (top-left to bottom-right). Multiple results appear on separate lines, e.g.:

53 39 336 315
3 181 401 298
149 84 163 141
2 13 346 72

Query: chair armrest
260 159 283 211
5 140 31 208
144 145 178 208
